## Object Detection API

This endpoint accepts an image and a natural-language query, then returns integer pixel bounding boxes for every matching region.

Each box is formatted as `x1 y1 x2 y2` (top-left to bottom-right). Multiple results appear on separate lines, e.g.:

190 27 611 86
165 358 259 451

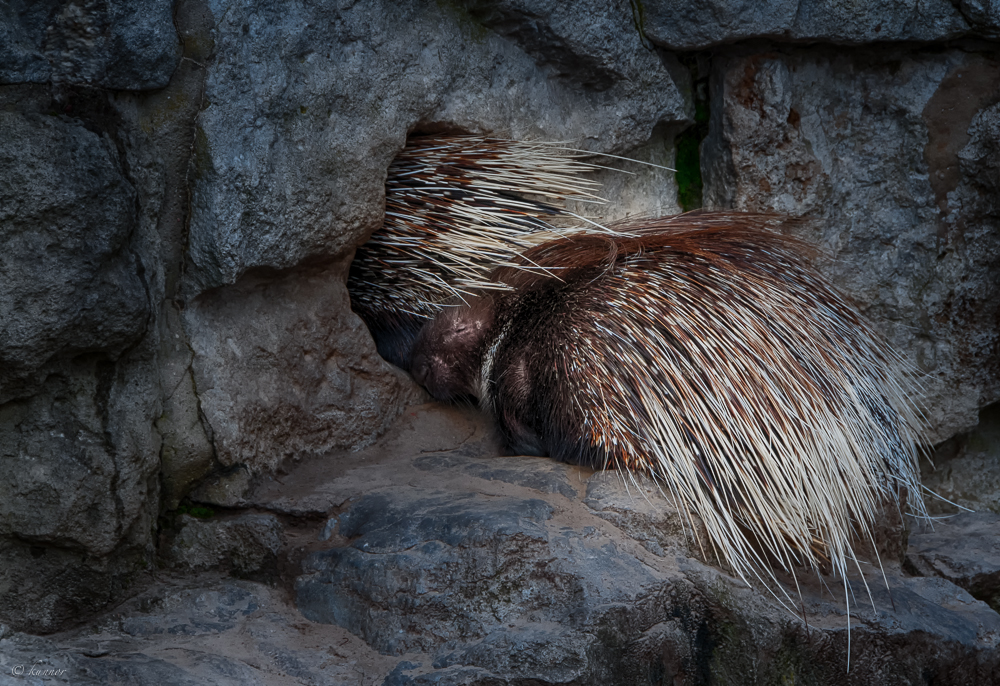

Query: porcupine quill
409 212 930 645
347 134 634 368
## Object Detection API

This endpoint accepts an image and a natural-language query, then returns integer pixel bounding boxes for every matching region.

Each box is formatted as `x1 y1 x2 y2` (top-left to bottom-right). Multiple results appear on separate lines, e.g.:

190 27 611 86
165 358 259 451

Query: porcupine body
347 135 609 368
409 212 928 591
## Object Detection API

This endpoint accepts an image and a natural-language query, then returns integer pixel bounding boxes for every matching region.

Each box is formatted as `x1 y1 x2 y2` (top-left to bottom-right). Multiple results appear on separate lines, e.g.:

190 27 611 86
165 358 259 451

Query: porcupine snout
408 350 432 387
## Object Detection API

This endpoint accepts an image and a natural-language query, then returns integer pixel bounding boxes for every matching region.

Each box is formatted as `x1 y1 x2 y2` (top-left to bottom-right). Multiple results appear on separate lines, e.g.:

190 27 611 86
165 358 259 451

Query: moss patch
628 0 654 50
675 57 711 211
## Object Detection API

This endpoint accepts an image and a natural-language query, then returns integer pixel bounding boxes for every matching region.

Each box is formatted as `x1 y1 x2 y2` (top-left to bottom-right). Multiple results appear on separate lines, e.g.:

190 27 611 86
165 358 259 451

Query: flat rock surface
907 512 1000 613
3 404 997 686
0 577 396 686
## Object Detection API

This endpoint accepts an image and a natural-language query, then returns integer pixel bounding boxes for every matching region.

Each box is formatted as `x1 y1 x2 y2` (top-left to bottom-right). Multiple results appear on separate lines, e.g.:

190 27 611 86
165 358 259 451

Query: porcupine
347 134 621 369
409 211 929 601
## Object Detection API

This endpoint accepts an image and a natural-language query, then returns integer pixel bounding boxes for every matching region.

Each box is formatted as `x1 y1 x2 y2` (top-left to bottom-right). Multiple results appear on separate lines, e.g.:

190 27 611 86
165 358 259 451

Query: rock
0 0 180 89
463 0 684 91
642 0 974 49
298 492 569 655
702 48 1000 442
185 260 424 472
2 0 1000 673
125 0 218 513
0 111 149 402
0 362 150 557
156 305 216 512
414 454 580 499
907 512 1000 613
163 513 284 576
0 579 397 686
393 625 593 685
0 342 161 634
956 0 1000 38
244 403 499 517
0 533 151 636
0 100 163 633
189 466 255 509
923 401 1000 513
585 473 696 559
156 369 216 511
0 403 997 684
0 361 162 633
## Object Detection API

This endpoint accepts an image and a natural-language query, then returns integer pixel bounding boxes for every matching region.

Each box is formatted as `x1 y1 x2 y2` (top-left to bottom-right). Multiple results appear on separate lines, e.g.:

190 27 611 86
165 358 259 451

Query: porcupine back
410 212 928 592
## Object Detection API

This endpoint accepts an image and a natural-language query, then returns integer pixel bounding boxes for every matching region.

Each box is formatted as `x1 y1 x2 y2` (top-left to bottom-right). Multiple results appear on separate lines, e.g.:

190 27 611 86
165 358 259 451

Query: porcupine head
410 287 573 461
410 296 495 402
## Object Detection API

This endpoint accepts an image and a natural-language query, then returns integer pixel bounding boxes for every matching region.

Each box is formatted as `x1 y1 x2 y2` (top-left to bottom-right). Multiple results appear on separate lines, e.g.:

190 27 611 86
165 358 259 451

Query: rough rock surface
0 579 398 686
184 260 423 471
163 513 285 575
0 0 180 89
641 0 1000 48
185 0 688 295
0 110 148 401
924 401 1000 514
702 47 1000 441
289 411 1000 685
907 512 1000 614
0 89 162 632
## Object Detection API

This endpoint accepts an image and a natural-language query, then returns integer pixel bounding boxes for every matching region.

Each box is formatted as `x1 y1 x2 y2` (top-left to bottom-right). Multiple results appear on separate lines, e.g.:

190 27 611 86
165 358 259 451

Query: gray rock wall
1 0 180 89
0 0 997 650
642 0 978 47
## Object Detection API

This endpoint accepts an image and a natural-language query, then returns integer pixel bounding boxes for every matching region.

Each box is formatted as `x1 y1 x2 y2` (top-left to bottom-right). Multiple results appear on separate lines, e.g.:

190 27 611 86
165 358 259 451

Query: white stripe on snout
479 315 515 414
